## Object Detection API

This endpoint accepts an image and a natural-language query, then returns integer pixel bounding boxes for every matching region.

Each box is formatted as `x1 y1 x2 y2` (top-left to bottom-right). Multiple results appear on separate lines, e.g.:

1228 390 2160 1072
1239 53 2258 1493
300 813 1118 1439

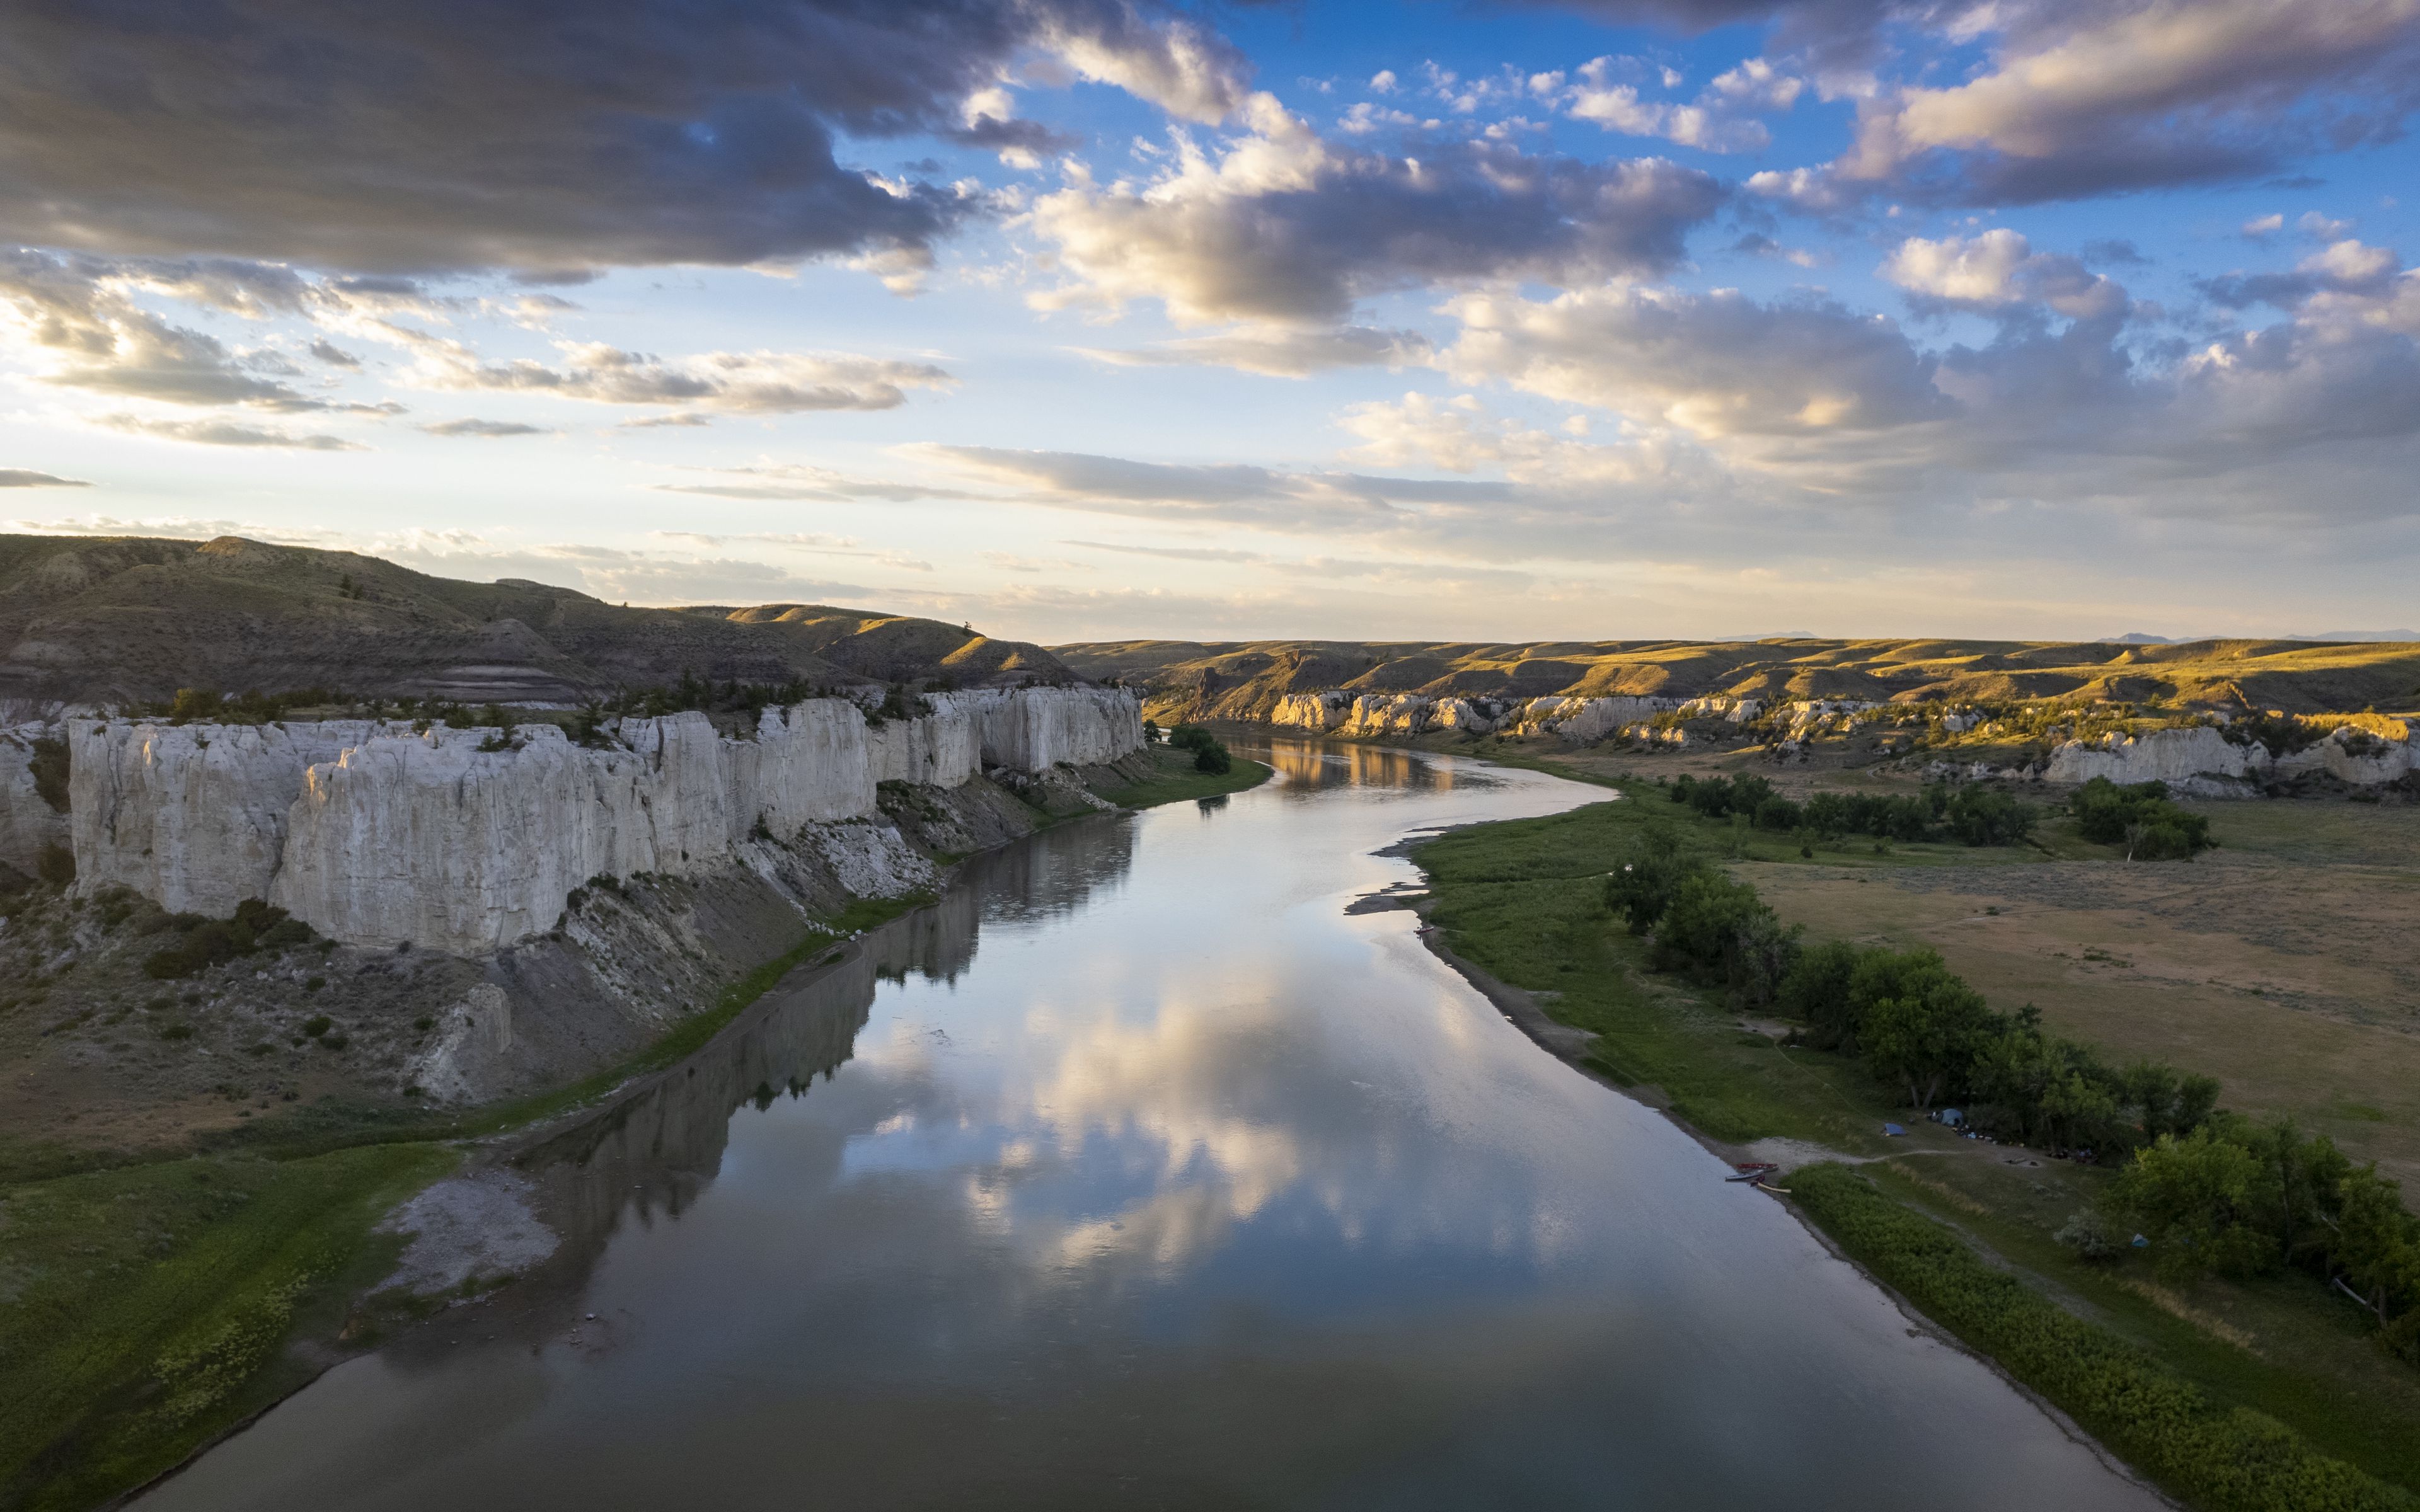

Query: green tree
1603 825 1707 934
2114 1129 2276 1283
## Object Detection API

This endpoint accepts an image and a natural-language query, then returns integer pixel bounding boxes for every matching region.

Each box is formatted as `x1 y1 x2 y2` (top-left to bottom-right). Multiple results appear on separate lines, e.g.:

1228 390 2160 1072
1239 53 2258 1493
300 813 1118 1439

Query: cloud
1064 539 1267 563
402 336 954 413
1025 93 1723 324
1831 0 2420 203
0 249 340 410
913 443 1512 528
97 414 366 450
2200 238 2406 309
1443 284 1953 440
618 412 715 428
1431 265 2420 524
1562 54 1803 152
1881 230 2128 318
0 469 90 488
0 0 1274 277
654 462 984 503
420 418 554 437
1069 324 1434 376
309 339 364 368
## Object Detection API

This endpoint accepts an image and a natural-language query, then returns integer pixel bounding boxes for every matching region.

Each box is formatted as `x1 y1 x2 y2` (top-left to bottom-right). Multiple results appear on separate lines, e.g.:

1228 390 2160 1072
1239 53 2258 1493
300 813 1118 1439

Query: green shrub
143 900 299 980
301 1016 332 1039
2072 777 2213 859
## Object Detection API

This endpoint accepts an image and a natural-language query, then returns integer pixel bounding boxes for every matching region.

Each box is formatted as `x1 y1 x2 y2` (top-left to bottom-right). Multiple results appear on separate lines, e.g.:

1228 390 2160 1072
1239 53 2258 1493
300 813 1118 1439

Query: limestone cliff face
2042 726 2267 788
960 686 1140 769
0 724 67 871
48 687 1139 954
69 718 397 914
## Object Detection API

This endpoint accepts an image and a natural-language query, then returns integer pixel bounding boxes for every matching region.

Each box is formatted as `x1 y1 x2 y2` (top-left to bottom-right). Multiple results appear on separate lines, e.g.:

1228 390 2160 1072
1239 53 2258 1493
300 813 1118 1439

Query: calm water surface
142 742 2158 1511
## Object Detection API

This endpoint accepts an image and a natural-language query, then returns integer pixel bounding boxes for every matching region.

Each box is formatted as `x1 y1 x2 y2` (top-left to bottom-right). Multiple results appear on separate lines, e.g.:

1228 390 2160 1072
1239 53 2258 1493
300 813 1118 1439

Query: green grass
1092 745 1273 808
1794 1164 2412 1511
1414 794 2420 1508
0 1143 459 1511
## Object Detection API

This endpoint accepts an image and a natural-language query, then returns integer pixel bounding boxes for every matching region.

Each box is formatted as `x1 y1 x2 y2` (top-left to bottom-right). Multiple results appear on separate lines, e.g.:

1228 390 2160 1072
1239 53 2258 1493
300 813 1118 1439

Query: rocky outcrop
47 687 1138 954
2043 726 2267 790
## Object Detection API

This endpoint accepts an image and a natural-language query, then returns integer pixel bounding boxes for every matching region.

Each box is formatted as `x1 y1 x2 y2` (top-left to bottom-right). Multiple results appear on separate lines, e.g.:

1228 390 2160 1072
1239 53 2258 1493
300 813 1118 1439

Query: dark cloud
309 339 363 367
0 0 1246 274
0 469 91 488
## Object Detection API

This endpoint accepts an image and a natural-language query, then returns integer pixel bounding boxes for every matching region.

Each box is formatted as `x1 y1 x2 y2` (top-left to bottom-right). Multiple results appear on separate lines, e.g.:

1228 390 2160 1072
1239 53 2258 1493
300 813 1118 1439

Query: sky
2 0 2417 644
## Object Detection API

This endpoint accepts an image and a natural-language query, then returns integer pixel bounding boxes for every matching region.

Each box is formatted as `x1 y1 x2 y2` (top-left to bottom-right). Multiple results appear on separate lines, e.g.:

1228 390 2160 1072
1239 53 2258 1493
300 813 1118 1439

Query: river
139 740 2159 1511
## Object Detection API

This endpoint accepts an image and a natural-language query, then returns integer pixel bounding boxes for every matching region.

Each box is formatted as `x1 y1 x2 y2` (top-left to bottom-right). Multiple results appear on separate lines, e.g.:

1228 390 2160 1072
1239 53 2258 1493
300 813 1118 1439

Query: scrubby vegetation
2071 777 2216 859
142 898 320 980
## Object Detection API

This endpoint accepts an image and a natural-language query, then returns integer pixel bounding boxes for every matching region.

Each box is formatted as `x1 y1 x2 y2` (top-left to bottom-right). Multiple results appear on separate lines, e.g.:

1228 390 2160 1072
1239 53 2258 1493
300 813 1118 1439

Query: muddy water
139 741 2159 1511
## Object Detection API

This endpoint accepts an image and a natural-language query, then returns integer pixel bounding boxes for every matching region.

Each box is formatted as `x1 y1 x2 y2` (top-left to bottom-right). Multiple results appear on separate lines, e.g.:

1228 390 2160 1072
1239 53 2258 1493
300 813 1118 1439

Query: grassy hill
1056 637 2420 722
0 535 1072 708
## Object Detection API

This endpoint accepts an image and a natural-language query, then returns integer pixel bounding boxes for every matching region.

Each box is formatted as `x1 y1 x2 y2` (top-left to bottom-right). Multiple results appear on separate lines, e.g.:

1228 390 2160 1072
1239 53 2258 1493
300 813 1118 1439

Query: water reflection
141 740 2158 1512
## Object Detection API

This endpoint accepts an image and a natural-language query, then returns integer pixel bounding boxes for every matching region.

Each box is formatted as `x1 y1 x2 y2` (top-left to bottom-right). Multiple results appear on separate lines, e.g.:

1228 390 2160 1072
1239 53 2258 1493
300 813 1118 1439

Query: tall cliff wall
40 687 1138 954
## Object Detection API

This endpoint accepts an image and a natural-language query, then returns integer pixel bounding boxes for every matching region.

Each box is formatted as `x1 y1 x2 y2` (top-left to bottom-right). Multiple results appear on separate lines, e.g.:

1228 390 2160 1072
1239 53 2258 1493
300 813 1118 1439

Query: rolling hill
0 534 1071 709
1055 637 2420 722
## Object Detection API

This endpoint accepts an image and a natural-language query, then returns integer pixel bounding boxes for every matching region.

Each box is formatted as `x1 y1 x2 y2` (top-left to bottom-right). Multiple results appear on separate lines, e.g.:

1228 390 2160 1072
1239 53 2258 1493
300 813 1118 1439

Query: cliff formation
51 687 1141 955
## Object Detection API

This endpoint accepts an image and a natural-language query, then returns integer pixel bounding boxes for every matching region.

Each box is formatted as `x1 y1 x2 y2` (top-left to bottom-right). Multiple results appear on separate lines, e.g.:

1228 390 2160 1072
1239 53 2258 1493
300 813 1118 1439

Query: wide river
142 740 2158 1510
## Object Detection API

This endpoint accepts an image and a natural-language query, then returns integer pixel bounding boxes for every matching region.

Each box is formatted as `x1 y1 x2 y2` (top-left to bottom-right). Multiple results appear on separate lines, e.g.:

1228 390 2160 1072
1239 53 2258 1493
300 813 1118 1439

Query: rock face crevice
50 687 1139 954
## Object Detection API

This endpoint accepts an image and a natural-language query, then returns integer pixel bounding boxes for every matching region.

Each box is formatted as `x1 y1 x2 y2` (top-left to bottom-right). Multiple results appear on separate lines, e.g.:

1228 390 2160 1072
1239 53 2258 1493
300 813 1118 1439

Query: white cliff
962 686 1140 769
54 687 1139 955
2041 726 2269 788
69 718 398 915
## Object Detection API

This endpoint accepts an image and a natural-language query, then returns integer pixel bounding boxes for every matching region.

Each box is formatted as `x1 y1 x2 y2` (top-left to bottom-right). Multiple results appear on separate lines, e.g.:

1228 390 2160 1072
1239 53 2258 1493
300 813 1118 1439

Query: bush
142 899 300 980
2054 1207 2120 1262
1167 723 1233 772
2072 777 2213 859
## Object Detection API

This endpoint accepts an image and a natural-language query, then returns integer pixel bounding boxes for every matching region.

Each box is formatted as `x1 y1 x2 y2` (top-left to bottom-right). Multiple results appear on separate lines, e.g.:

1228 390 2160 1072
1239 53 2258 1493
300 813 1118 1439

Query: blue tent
1882 1123 1906 1137
1939 1108 1964 1128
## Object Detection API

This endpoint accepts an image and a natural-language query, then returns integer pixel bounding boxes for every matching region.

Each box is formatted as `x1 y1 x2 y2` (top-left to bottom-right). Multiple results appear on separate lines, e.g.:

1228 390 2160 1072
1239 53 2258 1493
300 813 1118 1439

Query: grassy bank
0 1142 458 1511
0 889 930 1511
1414 793 2420 1506
1093 743 1273 808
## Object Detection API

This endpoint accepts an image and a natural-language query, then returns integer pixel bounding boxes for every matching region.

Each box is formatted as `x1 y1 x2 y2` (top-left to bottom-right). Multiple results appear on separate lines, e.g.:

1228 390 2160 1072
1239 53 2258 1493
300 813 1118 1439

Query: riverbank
1409 789 2420 1511
0 763 1235 1512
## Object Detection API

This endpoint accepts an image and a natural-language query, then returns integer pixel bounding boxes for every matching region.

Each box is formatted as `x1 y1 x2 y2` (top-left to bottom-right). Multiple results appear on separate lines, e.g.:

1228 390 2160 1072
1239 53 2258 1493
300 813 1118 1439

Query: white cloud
1069 324 1432 377
1880 229 2128 318
1023 94 1720 325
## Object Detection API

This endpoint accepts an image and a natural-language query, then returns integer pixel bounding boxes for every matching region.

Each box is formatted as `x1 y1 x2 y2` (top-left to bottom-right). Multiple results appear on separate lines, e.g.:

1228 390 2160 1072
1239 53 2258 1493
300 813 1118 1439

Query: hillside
1055 637 2420 721
0 534 1072 709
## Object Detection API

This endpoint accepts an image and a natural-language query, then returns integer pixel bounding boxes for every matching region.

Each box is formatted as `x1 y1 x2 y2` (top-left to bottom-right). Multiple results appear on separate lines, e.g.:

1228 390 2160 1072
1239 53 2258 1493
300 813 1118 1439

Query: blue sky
3 0 2416 641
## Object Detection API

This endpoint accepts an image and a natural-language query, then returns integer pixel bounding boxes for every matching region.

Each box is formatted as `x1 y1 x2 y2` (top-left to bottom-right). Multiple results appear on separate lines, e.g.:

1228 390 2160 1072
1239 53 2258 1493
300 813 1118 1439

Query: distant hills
0 534 1070 709
2106 631 2420 645
1056 637 2420 720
